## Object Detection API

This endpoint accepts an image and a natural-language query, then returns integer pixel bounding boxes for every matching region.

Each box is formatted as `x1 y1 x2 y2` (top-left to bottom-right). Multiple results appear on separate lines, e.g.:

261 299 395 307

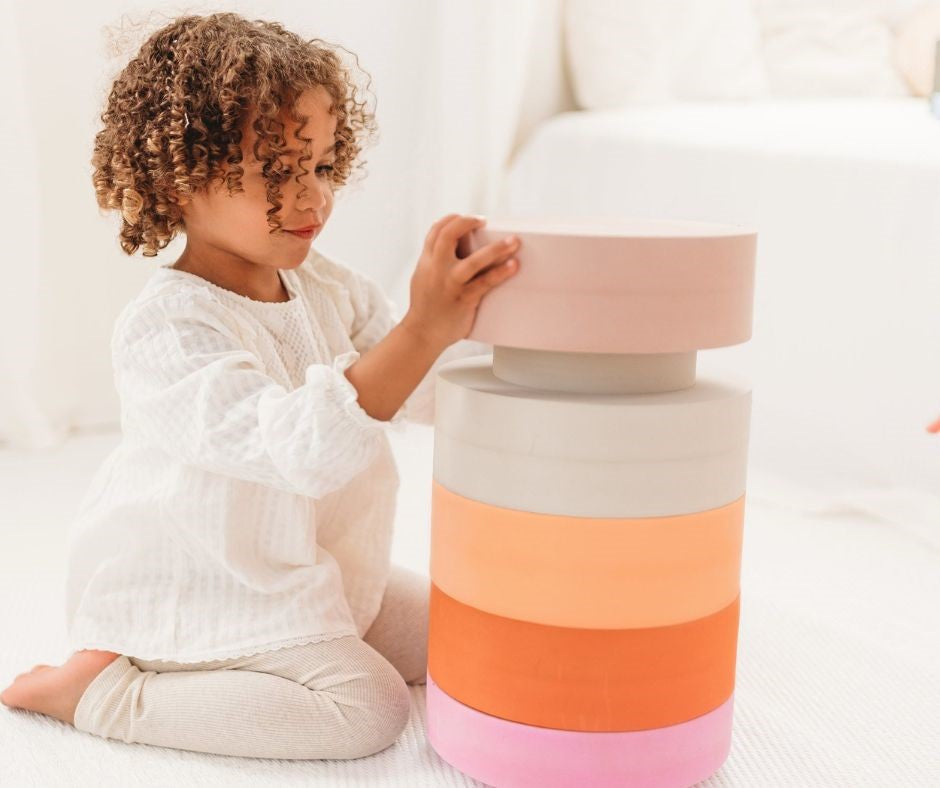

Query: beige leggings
72 564 429 760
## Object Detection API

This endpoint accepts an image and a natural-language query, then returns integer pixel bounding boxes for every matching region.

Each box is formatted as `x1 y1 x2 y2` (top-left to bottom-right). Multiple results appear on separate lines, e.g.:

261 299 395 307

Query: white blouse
64 247 489 663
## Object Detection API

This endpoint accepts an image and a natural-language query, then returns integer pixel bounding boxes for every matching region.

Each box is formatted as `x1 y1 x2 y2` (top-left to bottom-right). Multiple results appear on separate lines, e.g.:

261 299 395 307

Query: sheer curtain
0 0 562 450
0 0 55 448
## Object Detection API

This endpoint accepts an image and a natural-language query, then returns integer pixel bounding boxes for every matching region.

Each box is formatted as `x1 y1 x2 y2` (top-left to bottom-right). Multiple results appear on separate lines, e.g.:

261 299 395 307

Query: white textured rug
1 425 937 787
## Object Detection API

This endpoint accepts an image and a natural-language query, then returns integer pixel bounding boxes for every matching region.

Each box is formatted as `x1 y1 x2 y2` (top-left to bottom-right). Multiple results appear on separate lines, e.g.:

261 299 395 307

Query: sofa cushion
753 0 911 96
564 0 770 109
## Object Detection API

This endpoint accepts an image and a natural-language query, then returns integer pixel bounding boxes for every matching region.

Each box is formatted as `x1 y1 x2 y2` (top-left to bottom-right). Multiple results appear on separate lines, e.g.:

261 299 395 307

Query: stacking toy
425 217 756 788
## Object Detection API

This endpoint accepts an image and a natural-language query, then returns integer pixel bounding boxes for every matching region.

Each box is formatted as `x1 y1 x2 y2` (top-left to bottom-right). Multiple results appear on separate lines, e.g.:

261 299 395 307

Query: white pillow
564 0 770 109
753 0 911 96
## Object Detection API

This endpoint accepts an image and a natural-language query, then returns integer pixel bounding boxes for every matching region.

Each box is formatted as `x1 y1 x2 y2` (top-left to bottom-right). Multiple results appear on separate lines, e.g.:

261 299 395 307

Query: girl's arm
343 320 447 423
340 264 491 426
115 292 389 499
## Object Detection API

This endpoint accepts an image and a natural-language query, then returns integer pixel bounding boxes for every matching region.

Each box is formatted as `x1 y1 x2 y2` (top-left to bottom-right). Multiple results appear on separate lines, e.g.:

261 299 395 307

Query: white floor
1 424 937 787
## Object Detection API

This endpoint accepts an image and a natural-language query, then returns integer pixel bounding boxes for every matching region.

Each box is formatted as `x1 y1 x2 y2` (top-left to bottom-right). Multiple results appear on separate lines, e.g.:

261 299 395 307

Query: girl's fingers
424 213 460 255
433 215 486 260
455 235 520 282
464 258 518 300
927 417 940 433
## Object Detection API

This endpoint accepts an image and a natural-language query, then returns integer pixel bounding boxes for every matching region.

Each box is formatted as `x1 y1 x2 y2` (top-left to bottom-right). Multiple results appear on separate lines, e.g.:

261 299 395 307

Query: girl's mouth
285 227 317 240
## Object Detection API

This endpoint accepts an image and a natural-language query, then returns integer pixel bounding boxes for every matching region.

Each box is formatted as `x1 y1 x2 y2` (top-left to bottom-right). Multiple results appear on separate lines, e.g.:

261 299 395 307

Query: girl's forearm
342 321 446 423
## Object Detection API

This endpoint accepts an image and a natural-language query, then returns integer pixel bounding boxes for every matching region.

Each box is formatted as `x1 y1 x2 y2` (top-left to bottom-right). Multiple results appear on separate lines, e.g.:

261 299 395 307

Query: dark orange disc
428 583 739 732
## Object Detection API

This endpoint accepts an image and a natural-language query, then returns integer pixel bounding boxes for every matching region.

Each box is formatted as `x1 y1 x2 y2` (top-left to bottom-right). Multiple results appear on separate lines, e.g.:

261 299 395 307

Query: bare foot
1 650 121 726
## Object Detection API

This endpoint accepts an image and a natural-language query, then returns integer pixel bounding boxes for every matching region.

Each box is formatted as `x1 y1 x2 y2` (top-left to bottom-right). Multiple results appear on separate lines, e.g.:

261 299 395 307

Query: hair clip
184 111 190 129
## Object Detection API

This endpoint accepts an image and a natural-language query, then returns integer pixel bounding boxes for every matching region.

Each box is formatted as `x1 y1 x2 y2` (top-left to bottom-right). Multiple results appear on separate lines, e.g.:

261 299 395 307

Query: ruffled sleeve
331 258 493 427
113 290 388 499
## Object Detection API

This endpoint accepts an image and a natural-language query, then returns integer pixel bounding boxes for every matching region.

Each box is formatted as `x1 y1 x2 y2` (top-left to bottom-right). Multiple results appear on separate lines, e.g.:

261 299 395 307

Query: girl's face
179 86 338 271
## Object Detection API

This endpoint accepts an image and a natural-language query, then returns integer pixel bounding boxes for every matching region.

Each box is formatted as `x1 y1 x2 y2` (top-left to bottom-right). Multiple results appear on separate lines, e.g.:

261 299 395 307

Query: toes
8 665 51 683
1 669 48 709
1 681 23 708
1 671 48 711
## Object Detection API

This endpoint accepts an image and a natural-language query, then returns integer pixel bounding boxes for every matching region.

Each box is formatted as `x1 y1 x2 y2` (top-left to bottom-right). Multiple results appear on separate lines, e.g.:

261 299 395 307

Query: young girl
0 12 520 760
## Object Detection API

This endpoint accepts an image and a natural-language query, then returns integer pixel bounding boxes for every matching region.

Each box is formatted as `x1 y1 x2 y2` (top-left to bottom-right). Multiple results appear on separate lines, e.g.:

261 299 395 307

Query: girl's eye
279 165 334 177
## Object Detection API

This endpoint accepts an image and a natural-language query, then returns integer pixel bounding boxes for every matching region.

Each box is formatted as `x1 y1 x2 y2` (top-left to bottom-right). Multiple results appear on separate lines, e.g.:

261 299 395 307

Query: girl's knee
344 662 411 758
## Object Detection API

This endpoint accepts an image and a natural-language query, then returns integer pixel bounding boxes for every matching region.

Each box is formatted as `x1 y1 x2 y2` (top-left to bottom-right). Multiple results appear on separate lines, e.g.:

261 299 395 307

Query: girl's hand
928 416 940 434
401 213 521 350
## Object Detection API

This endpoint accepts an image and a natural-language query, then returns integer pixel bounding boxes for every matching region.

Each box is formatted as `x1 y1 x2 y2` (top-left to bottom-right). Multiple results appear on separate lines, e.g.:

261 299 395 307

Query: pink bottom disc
426 672 733 788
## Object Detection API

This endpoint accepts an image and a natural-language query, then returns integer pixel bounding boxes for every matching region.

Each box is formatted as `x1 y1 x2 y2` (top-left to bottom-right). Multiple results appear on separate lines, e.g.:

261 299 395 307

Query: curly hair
92 11 379 257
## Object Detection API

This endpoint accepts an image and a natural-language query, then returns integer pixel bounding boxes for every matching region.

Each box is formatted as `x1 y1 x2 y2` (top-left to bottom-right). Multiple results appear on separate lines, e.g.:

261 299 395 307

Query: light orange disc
431 480 744 628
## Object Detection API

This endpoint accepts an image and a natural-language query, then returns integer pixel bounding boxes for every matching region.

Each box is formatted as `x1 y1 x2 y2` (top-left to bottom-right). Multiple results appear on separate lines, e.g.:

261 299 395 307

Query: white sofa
495 0 940 505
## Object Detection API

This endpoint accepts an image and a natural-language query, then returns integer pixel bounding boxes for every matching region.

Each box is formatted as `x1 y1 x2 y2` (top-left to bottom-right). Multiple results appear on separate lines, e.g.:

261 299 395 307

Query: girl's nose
295 181 329 213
